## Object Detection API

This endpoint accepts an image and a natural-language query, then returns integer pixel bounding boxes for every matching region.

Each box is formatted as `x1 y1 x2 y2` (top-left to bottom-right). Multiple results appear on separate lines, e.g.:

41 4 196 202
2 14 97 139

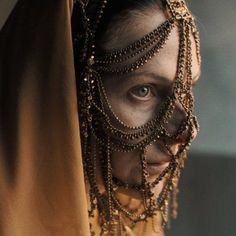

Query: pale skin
92 4 201 235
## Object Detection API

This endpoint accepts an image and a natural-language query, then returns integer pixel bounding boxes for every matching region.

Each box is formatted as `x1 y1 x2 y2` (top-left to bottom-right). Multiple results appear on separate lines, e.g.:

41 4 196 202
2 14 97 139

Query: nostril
175 121 198 145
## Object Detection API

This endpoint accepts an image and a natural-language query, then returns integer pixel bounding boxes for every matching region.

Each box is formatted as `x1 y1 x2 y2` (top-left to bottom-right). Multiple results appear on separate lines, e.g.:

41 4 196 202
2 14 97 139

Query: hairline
99 1 164 50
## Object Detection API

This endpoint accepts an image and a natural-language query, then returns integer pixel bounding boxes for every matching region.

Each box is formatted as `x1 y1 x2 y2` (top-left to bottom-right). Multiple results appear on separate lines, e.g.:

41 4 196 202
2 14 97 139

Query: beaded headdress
72 0 201 235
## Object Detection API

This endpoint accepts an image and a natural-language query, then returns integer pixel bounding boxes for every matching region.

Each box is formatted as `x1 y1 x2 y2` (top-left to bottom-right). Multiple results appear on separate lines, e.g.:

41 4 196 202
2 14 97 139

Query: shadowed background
1 1 236 236
167 1 236 236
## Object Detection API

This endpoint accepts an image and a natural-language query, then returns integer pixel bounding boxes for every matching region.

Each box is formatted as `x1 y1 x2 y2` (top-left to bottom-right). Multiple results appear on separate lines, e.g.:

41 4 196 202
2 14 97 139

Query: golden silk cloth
0 0 90 235
0 1 165 235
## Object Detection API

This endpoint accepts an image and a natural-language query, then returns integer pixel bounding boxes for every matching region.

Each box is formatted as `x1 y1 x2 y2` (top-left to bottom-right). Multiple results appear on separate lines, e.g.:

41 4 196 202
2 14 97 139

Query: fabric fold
0 0 90 235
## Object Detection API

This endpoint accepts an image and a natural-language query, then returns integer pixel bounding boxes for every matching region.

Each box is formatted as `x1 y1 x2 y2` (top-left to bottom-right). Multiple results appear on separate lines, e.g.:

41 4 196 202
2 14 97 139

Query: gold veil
0 0 90 235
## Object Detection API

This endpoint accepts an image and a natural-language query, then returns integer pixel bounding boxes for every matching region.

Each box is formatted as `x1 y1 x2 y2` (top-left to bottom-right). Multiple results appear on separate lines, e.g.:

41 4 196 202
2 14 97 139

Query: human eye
128 84 156 101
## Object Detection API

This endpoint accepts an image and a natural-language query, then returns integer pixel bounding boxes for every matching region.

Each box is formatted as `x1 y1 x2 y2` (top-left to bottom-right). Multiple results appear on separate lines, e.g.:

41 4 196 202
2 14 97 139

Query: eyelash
127 83 173 105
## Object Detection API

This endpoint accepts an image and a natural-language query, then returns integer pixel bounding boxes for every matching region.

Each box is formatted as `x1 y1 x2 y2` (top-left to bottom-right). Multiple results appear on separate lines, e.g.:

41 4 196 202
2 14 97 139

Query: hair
94 0 163 47
72 0 164 71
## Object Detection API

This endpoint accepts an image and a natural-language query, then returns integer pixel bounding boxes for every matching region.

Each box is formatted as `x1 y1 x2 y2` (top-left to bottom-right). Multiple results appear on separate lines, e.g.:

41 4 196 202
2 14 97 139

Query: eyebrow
122 70 201 85
122 71 172 85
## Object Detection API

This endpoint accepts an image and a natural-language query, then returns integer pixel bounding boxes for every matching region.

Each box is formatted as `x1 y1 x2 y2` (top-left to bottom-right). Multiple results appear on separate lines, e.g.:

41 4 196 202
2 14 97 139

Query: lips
145 142 179 176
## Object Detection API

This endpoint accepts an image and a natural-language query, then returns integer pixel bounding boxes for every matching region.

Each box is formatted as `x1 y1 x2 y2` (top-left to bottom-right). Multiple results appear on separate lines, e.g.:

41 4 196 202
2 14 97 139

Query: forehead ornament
166 0 192 21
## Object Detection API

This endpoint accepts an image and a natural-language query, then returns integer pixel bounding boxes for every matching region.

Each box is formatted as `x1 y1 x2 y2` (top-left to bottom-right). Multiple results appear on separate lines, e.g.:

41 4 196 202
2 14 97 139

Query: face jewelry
72 0 201 235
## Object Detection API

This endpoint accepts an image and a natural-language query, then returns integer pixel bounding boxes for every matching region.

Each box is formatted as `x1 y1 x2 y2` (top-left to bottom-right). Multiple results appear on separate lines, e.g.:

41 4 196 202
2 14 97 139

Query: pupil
139 87 149 97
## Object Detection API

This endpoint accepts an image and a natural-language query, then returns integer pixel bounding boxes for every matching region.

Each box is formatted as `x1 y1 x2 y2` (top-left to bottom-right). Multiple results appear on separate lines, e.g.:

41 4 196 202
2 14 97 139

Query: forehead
102 7 200 82
103 7 166 50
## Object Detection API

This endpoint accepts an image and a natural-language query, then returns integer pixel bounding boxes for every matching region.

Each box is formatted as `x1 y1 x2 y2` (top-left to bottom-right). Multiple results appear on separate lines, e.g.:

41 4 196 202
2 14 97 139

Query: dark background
166 153 236 236
1 1 236 236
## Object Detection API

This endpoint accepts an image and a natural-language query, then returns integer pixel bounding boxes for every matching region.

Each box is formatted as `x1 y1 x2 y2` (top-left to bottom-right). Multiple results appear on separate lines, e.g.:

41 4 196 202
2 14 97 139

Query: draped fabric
0 0 91 235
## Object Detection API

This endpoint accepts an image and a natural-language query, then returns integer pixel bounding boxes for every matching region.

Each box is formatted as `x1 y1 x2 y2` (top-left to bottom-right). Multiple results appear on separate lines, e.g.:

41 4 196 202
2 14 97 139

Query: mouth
145 144 176 176
146 161 170 176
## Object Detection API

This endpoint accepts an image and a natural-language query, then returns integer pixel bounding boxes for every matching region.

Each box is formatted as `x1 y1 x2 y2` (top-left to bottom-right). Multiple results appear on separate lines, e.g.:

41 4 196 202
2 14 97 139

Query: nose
165 102 199 146
144 117 198 161
176 121 198 142
165 101 186 136
171 114 199 150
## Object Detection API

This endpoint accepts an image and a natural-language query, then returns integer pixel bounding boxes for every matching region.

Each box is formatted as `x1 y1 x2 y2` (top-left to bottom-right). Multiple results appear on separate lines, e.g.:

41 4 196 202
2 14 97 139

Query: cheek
108 95 157 127
111 151 142 184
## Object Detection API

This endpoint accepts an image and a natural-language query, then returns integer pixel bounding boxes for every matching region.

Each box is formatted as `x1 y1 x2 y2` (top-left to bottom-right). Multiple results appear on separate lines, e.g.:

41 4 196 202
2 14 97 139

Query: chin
112 167 166 200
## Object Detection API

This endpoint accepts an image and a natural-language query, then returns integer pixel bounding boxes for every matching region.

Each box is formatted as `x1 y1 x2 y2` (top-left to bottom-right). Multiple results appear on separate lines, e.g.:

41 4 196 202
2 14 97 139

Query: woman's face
99 7 201 195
